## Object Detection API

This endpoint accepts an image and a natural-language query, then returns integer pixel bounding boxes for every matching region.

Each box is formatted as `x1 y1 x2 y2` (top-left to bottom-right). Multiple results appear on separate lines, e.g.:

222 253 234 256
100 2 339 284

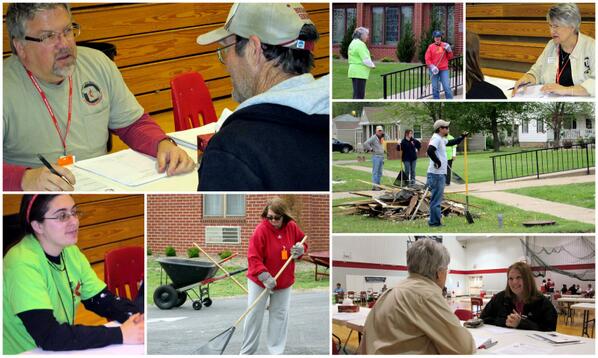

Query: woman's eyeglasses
267 215 282 221
43 209 83 222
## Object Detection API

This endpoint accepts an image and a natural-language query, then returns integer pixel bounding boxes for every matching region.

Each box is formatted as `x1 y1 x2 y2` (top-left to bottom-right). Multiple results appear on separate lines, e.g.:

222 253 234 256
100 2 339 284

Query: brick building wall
147 194 330 257
333 3 463 62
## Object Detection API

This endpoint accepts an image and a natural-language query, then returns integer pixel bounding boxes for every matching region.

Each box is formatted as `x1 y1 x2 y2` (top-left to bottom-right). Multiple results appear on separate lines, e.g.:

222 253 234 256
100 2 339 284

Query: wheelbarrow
153 253 247 311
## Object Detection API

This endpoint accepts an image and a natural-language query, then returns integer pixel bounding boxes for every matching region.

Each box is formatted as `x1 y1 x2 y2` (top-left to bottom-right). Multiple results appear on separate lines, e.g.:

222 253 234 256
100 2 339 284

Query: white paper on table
168 107 234 150
70 167 119 192
492 342 553 355
74 149 166 186
333 312 366 321
482 325 516 335
471 333 492 349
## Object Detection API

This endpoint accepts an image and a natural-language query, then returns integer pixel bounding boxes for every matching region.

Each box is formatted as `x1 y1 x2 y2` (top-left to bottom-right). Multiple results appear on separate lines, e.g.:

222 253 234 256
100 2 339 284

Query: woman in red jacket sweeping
425 30 454 99
240 198 307 354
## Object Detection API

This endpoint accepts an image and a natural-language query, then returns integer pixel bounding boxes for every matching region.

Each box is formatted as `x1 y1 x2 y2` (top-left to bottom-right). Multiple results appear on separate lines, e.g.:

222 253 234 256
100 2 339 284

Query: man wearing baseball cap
195 3 329 191
426 120 468 226
424 30 454 99
363 125 385 190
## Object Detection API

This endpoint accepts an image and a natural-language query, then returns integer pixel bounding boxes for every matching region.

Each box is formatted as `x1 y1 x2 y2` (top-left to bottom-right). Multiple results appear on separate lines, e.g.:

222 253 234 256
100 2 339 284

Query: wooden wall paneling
2 194 140 216
467 20 594 38
466 3 595 18
77 216 144 251
77 196 144 226
83 236 144 264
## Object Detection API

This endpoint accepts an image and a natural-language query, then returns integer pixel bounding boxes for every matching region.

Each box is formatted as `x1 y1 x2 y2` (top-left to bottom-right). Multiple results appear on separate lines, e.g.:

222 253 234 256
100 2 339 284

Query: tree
417 18 441 64
396 21 416 63
443 103 526 151
523 102 594 144
339 20 356 59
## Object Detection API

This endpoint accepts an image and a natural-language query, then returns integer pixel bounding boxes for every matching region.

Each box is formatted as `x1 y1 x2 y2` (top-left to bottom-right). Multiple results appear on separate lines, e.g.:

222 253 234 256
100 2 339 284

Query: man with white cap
426 120 468 226
363 125 385 190
195 3 329 191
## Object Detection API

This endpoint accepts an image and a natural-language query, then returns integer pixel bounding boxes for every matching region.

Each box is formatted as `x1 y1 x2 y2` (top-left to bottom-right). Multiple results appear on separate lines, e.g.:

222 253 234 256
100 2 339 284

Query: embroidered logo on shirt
81 81 103 105
584 57 591 74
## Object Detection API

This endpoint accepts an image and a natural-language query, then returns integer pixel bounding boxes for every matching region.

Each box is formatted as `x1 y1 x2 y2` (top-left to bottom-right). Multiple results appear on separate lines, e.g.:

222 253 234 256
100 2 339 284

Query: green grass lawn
335 148 591 188
332 152 362 161
332 196 594 233
332 165 395 192
147 257 329 305
507 182 595 209
333 59 420 99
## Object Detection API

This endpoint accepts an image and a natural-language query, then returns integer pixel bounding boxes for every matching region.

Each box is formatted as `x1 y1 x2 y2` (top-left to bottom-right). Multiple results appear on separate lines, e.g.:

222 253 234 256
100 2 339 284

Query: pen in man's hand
37 154 74 186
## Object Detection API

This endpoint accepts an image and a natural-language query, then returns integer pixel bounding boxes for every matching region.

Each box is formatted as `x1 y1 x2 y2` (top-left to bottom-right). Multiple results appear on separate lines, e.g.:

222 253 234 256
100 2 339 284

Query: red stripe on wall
333 261 594 274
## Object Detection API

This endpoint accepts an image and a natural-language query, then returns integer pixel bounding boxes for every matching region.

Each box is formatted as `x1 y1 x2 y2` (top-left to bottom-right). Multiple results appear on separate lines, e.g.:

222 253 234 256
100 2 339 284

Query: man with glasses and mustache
426 120 468 227
195 3 329 191
3 3 195 191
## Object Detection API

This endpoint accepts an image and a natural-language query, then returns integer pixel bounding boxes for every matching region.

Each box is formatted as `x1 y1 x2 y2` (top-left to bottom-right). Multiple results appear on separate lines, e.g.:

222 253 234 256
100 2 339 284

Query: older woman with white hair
348 27 375 99
512 3 594 97
360 239 475 354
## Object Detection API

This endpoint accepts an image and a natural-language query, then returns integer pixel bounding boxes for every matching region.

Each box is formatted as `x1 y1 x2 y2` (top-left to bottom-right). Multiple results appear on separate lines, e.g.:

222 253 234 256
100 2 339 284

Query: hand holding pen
511 74 536 97
21 154 76 191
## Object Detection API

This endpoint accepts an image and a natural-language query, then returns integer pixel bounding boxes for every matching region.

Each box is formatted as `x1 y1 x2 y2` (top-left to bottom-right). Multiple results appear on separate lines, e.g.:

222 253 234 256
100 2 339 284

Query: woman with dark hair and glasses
3 194 144 354
241 197 307 354
480 261 557 331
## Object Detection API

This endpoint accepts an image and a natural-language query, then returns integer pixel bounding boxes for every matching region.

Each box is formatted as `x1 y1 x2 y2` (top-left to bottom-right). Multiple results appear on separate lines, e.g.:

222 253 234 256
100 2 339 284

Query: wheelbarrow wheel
153 284 178 310
192 300 202 310
202 298 213 307
174 292 187 307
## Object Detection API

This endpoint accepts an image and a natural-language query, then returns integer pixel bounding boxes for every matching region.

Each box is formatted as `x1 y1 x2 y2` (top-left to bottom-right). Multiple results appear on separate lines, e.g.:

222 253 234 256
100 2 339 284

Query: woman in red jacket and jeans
240 198 307 354
425 30 454 99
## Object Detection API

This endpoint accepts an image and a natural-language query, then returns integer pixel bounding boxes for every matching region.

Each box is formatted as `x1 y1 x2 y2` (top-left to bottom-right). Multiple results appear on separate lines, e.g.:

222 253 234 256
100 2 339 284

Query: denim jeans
404 160 417 186
372 155 384 185
427 172 446 226
430 69 453 99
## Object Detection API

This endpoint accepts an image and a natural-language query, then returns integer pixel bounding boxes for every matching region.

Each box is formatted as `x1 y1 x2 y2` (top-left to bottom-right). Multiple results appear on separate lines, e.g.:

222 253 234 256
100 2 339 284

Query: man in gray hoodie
363 125 385 189
196 3 329 191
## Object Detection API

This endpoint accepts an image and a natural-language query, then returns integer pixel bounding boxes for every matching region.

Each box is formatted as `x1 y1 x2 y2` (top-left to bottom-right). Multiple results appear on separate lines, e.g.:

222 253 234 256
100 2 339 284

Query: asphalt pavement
148 289 329 355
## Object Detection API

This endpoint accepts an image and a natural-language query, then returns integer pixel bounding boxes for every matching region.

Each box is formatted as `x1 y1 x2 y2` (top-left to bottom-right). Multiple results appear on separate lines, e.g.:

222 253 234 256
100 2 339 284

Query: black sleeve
198 149 264 190
446 136 464 147
414 139 422 150
17 309 122 351
426 145 441 167
519 297 558 332
480 295 507 327
82 287 140 323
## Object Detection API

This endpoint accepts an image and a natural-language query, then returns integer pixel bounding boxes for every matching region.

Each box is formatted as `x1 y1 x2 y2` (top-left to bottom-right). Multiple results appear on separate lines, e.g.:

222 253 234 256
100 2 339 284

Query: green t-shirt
3 234 106 354
348 39 372 80
3 46 143 167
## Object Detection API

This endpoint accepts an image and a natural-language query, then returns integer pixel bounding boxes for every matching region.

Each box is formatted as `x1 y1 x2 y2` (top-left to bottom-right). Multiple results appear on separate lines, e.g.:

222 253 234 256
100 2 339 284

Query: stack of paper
74 149 166 186
169 108 233 149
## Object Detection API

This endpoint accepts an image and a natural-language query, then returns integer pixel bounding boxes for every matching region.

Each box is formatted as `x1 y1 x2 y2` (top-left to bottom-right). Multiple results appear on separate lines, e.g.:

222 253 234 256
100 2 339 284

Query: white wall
332 235 595 296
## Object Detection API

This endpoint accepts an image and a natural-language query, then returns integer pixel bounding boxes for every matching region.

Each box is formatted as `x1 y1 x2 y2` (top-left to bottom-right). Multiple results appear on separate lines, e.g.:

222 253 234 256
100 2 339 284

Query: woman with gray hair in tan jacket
359 239 475 354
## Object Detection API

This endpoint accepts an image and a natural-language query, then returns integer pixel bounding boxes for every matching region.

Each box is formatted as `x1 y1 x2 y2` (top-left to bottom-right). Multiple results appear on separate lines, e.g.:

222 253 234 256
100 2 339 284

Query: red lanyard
26 70 73 156
555 46 571 84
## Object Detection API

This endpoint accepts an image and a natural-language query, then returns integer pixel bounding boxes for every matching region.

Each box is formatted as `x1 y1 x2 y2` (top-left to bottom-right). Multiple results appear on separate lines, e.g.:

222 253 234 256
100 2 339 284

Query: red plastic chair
454 309 474 321
170 71 218 131
104 246 144 300
471 297 484 317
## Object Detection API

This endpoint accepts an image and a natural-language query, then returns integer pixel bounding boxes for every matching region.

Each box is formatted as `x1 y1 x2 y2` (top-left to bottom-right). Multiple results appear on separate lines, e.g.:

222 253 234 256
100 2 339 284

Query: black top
399 138 421 162
197 103 329 191
466 80 507 99
557 47 574 87
480 290 557 332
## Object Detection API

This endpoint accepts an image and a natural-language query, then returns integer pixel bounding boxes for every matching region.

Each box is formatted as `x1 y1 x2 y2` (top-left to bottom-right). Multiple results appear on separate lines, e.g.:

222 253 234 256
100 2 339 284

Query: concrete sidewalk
147 289 329 355
334 164 595 224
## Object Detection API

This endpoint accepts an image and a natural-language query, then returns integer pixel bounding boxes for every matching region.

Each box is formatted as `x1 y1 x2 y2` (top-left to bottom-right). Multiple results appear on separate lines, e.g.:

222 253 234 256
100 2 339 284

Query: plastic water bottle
497 214 504 228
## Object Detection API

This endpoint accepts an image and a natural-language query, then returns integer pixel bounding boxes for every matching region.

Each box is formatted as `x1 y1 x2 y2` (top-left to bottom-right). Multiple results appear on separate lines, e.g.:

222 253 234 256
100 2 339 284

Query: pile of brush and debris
335 181 477 222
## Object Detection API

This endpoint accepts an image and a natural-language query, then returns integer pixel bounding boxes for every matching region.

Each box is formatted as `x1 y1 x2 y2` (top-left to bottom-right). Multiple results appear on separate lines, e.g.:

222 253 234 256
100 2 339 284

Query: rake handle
234 235 308 326
194 243 249 294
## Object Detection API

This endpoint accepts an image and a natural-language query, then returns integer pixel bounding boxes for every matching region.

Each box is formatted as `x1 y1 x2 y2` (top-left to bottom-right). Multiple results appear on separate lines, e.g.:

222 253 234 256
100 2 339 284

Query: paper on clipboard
70 167 119 192
169 108 233 149
74 149 166 186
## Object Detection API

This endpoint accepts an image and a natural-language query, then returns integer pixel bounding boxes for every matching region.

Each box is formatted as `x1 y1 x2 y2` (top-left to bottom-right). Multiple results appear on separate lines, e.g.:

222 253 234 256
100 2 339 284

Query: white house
519 114 594 147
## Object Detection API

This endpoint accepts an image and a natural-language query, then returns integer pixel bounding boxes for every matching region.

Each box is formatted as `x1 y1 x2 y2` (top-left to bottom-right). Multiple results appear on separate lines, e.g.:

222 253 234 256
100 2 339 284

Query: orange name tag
56 155 75 166
281 247 288 260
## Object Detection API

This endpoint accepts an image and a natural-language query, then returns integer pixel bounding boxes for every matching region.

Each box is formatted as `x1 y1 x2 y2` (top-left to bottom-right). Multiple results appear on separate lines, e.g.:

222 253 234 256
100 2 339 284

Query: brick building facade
333 3 463 62
147 194 329 257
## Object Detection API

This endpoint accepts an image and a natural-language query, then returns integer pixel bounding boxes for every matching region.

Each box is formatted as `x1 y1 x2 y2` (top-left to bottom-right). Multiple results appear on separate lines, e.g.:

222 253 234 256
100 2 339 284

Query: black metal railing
381 56 463 99
491 143 595 183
